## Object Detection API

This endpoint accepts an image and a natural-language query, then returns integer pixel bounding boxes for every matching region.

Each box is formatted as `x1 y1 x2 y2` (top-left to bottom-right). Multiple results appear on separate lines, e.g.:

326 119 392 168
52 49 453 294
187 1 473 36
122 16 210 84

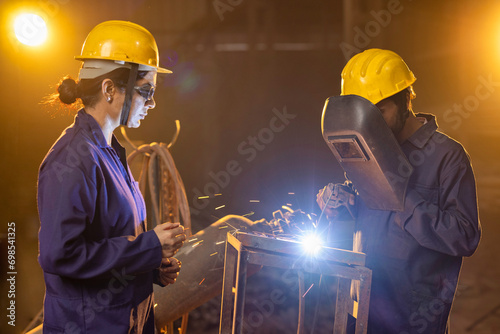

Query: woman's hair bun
57 77 79 104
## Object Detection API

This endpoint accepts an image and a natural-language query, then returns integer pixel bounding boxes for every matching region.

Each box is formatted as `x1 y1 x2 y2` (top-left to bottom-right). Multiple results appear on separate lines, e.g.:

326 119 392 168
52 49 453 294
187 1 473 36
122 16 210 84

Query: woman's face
126 71 157 128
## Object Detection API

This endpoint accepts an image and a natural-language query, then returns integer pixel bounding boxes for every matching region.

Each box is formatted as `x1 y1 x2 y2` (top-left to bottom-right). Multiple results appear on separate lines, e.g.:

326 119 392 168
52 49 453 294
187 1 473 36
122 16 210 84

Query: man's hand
158 257 181 286
153 222 186 258
316 183 356 220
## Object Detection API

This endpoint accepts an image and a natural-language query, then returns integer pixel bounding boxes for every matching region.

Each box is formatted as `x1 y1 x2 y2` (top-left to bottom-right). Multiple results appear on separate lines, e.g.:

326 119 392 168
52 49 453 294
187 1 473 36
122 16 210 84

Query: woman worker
37 20 186 333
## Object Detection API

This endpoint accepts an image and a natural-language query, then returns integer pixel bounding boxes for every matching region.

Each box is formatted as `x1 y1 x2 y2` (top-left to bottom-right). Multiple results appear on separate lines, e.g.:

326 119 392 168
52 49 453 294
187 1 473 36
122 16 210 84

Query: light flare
301 233 323 256
14 13 48 46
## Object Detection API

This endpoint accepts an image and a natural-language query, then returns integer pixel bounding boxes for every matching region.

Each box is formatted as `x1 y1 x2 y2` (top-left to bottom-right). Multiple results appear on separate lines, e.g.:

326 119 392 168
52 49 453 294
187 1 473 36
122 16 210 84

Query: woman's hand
153 222 186 258
158 257 181 286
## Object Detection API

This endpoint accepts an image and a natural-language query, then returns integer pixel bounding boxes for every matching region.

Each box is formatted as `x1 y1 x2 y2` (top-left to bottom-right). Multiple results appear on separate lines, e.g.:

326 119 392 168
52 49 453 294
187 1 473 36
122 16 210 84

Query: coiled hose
121 122 192 334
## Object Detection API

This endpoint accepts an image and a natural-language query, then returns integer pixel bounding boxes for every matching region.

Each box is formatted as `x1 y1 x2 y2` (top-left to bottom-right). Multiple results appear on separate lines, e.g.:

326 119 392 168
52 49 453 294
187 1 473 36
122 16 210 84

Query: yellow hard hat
75 20 171 76
341 48 416 105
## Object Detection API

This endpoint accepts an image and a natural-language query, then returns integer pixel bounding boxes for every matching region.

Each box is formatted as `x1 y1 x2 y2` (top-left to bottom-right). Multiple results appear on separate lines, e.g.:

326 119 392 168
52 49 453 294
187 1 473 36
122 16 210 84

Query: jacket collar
405 113 438 149
75 109 110 148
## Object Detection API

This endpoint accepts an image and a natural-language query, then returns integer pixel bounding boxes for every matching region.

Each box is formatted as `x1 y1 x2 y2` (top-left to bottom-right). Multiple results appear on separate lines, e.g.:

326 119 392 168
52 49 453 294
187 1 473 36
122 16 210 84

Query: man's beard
391 107 409 136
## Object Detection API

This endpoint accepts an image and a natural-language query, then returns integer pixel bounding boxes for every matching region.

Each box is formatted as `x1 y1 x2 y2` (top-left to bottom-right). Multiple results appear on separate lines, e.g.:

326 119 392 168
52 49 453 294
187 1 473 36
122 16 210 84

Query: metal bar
232 249 249 334
235 232 365 266
219 239 238 333
310 274 324 334
227 232 243 251
246 250 299 269
354 268 372 334
246 250 366 280
297 270 305 334
333 278 350 334
221 232 372 334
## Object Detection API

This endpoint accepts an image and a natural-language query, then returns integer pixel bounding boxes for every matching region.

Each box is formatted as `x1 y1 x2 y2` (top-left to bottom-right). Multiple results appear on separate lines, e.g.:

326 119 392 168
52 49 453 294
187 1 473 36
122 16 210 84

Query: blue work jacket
37 110 163 333
355 114 481 334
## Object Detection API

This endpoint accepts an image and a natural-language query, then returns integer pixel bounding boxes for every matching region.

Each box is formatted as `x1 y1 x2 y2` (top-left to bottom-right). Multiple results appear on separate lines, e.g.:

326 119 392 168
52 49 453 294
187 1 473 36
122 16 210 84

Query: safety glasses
134 84 155 101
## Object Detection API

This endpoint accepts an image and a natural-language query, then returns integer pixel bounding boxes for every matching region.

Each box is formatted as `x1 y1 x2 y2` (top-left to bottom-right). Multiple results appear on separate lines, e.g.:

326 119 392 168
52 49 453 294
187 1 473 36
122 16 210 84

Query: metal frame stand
219 232 372 334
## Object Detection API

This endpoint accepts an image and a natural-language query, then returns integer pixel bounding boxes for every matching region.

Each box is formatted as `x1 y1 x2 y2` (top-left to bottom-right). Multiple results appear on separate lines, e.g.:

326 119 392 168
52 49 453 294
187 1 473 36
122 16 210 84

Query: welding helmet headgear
341 48 416 105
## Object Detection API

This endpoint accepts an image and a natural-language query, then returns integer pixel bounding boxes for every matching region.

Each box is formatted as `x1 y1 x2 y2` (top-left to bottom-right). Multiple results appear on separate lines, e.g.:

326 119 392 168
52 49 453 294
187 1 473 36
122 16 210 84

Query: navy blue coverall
354 114 481 334
38 110 163 333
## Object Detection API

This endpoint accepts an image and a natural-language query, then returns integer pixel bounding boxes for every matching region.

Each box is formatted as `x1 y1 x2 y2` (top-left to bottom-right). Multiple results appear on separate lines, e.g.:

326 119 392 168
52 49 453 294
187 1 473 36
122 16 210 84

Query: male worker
317 49 481 333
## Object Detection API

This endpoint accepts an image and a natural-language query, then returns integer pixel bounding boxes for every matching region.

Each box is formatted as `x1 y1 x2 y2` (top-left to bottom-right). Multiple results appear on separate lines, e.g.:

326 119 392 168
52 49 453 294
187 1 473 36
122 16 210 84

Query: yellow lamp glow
14 13 48 46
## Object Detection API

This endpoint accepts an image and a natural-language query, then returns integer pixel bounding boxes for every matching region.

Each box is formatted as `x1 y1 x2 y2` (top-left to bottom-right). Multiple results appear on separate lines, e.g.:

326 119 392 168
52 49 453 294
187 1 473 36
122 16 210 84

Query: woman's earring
107 96 112 103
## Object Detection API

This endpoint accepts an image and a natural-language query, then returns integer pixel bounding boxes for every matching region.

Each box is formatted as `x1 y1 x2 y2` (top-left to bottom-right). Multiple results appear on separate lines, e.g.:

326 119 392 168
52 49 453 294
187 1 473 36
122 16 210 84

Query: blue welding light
301 233 323 256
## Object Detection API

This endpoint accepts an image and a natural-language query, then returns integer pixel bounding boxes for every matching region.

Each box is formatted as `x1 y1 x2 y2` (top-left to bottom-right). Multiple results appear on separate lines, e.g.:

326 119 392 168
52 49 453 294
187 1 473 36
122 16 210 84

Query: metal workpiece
321 95 413 211
153 215 267 328
234 232 365 267
219 232 372 334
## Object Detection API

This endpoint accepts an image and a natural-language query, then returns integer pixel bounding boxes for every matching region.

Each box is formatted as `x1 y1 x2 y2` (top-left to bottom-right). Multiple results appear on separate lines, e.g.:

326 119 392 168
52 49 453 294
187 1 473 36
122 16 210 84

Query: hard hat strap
120 63 139 126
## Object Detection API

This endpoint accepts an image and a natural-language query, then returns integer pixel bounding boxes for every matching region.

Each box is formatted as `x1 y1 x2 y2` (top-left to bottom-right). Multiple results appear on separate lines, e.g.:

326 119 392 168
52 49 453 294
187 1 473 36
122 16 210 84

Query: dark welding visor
321 95 413 211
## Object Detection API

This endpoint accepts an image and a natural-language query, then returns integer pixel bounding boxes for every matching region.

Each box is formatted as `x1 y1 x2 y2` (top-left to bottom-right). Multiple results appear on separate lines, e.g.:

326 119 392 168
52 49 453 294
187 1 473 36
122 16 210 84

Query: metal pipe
154 215 268 328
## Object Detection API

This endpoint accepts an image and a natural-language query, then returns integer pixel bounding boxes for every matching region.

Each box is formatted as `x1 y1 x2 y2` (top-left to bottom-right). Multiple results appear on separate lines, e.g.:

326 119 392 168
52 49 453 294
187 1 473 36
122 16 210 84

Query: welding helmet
341 49 416 105
75 20 171 126
321 95 413 211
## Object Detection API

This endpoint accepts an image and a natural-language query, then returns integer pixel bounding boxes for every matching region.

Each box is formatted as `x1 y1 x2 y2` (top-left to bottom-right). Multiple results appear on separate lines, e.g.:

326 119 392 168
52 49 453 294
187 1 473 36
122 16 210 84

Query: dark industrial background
1 0 499 333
